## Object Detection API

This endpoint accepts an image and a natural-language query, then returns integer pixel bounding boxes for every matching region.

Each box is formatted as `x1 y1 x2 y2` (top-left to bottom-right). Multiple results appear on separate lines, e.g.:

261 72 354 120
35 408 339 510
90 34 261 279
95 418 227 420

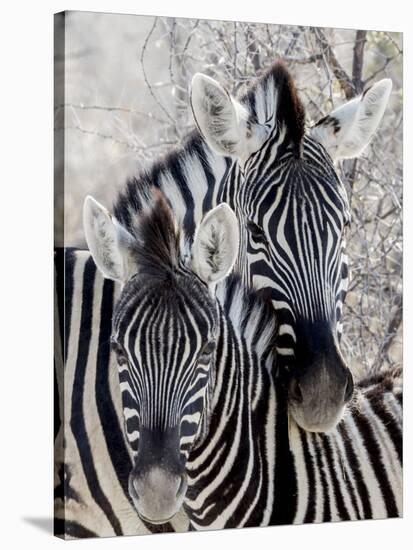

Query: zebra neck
113 132 235 241
184 291 281 529
185 313 276 529
215 274 277 369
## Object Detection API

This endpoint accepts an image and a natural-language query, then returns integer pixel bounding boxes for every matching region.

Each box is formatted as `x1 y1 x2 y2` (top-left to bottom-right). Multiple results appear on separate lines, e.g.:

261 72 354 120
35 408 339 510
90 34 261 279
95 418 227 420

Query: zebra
54 248 189 538
108 61 392 432
54 60 394 537
189 65 393 431
82 192 402 530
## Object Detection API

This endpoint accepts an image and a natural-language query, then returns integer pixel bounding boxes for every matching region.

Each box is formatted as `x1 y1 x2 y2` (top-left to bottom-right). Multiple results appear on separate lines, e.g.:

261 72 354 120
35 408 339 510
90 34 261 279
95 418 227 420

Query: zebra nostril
132 477 140 500
176 474 187 499
290 378 303 403
344 371 354 402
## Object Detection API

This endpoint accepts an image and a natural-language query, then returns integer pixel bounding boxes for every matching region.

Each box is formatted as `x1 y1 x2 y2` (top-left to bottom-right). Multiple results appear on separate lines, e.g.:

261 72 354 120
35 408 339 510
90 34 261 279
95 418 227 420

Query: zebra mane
124 190 277 357
113 130 213 240
216 273 277 358
241 60 306 151
113 60 305 235
129 190 181 281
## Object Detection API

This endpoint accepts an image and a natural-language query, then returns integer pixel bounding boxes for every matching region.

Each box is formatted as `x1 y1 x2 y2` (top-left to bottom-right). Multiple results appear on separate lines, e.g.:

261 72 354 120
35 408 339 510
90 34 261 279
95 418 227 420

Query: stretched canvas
54 10 403 539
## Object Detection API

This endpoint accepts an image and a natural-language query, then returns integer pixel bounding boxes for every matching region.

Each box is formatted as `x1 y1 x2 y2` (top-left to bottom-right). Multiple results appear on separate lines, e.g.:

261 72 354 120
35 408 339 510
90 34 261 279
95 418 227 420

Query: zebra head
83 192 239 524
190 62 392 432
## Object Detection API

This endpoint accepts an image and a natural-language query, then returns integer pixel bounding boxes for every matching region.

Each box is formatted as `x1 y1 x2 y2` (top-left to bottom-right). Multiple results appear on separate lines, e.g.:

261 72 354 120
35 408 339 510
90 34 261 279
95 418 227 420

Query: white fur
190 74 269 163
83 195 135 283
311 79 392 162
192 203 239 286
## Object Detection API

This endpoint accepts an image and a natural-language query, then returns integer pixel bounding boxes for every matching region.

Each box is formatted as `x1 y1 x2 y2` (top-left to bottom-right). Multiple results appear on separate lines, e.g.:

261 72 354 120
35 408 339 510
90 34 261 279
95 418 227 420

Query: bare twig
140 17 177 130
364 53 401 85
55 103 169 125
373 294 403 368
55 125 176 153
352 30 367 93
313 27 355 99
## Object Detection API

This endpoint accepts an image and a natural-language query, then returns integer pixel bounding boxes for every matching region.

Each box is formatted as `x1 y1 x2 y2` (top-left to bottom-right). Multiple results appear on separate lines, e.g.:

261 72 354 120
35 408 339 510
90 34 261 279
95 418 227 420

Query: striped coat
54 249 189 537
55 248 402 535
185 276 402 528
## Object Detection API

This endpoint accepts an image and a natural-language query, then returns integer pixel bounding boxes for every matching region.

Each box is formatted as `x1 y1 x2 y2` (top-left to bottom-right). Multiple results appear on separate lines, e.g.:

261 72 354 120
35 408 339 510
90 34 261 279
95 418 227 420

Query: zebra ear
192 203 239 286
310 79 392 162
83 196 136 283
190 74 268 162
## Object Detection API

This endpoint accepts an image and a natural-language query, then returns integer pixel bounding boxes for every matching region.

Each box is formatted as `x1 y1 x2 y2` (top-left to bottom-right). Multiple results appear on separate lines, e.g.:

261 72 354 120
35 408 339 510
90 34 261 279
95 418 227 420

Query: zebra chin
288 401 346 433
286 320 354 433
128 467 187 525
287 363 354 433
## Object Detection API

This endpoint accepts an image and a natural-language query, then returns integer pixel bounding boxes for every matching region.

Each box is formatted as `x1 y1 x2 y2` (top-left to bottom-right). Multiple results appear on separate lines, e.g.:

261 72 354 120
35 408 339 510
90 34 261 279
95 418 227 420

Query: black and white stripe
54 249 189 538
55 243 401 535
110 63 354 432
101 199 401 529
186 282 402 528
224 132 350 365
54 61 396 535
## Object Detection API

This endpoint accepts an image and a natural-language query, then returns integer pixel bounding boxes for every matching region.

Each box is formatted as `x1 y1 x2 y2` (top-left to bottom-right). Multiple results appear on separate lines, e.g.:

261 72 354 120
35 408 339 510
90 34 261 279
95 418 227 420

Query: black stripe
245 367 272 528
70 257 123 536
188 136 220 216
331 436 362 520
270 387 297 525
160 154 196 238
225 346 265 529
337 421 372 518
320 434 350 520
54 248 66 499
53 361 61 442
95 277 133 502
186 331 243 527
63 248 75 362
369 397 402 465
54 517 98 539
54 248 65 355
353 411 399 517
301 430 316 523
312 433 331 523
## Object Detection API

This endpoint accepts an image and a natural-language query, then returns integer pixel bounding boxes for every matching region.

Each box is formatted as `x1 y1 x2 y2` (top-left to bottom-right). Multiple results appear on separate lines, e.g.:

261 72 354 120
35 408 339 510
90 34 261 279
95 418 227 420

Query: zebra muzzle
129 467 187 524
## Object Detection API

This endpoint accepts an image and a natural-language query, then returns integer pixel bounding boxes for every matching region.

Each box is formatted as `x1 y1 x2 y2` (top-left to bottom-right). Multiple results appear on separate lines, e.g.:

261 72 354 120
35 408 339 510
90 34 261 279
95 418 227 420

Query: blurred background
54 11 402 378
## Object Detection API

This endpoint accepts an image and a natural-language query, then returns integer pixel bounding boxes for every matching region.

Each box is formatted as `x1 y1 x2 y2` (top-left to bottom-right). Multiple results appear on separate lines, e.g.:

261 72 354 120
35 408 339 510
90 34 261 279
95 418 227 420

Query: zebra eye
199 341 216 358
247 220 267 242
111 341 129 366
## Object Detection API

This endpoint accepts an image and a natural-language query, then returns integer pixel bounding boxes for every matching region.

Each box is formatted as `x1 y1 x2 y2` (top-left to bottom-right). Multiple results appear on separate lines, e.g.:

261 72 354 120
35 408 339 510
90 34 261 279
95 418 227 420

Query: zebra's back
289 367 402 524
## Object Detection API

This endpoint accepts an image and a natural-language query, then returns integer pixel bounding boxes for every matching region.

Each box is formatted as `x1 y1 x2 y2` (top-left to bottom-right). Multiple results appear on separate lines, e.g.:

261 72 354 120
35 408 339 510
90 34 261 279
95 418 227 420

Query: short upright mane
131 192 181 281
113 129 208 240
242 60 306 153
126 191 278 356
